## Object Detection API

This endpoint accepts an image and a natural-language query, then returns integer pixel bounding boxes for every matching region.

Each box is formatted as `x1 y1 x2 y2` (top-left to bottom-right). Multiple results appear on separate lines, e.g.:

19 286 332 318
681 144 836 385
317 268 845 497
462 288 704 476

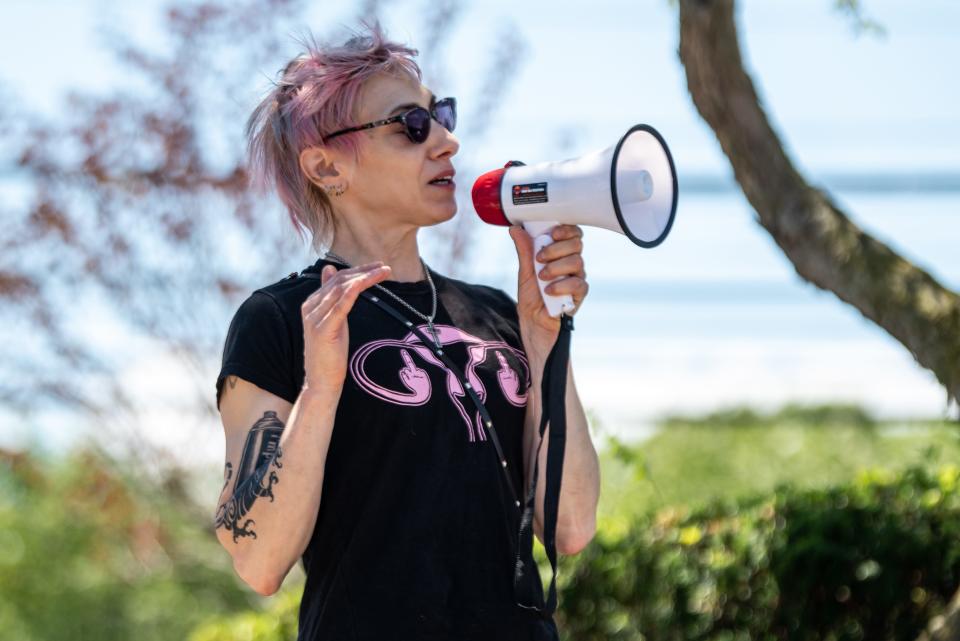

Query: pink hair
245 20 423 253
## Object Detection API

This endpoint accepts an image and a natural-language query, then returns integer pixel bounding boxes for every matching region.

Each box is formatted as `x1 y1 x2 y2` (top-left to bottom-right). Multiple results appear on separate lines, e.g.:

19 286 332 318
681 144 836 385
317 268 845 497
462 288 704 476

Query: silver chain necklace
323 250 443 350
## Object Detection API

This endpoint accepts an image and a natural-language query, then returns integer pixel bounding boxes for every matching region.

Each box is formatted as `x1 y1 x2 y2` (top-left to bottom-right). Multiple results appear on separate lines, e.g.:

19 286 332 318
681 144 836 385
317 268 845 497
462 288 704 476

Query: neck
327 218 426 283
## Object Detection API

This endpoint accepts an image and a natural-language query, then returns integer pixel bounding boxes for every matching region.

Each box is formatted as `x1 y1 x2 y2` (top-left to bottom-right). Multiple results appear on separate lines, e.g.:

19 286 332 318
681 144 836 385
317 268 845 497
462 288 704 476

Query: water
471 188 959 439
1 188 957 458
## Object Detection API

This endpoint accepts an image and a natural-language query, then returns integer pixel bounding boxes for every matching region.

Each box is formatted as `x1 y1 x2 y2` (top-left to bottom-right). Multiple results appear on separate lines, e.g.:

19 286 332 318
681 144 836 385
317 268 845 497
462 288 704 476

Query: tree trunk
677 0 960 414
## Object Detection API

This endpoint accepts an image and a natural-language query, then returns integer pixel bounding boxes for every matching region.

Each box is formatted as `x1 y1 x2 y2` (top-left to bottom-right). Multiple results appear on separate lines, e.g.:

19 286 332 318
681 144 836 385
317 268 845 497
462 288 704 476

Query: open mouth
428 170 456 188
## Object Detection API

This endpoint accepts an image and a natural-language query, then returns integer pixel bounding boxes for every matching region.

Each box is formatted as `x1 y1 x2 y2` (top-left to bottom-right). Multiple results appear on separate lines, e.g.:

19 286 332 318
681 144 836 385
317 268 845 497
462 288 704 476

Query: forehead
357 72 434 122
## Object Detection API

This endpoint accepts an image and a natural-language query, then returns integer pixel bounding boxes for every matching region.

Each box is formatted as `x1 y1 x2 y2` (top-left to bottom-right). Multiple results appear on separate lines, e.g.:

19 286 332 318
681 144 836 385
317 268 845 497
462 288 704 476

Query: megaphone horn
471 123 679 317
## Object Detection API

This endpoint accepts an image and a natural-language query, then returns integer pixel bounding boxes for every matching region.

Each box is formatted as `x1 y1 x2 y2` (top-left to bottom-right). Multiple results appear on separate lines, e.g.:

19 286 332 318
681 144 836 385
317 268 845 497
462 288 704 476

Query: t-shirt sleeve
215 290 299 411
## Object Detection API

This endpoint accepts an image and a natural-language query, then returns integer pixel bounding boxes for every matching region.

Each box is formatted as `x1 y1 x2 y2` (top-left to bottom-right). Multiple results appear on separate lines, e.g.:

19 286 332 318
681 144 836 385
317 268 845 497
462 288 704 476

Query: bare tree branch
677 0 960 416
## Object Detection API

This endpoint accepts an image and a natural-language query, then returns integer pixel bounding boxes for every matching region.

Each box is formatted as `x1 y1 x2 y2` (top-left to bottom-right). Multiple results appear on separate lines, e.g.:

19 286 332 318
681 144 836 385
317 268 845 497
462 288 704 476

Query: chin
429 200 458 225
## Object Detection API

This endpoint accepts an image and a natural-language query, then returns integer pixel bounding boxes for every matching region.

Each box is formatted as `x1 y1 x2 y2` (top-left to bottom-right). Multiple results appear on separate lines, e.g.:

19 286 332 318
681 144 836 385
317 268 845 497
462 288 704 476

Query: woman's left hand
508 223 589 360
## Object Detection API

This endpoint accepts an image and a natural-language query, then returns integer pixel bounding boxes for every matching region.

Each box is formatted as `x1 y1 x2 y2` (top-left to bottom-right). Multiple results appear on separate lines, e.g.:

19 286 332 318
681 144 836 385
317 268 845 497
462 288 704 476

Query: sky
1 0 958 468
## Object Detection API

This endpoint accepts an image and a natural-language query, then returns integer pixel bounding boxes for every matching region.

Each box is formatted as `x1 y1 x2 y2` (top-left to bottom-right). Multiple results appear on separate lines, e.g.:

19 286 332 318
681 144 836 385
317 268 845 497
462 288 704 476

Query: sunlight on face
348 72 460 227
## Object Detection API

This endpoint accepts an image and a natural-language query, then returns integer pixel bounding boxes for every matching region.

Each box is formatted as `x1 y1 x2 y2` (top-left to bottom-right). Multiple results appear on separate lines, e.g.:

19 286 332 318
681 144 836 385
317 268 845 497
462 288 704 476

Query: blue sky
1 0 957 460
3 0 958 173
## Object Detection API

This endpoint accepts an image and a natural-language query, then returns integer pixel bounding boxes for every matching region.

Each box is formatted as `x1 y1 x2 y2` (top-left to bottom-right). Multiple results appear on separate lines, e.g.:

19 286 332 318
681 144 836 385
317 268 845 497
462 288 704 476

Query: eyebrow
386 93 436 117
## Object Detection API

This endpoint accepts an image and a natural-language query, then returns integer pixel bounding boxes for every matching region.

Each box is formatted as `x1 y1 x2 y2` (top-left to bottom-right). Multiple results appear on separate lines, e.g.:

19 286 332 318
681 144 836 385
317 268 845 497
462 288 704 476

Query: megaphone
472 124 678 317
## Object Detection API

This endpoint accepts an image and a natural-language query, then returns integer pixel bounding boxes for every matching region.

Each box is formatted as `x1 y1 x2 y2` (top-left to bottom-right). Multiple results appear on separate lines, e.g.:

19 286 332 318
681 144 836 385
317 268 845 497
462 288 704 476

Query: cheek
364 166 423 205
355 142 428 200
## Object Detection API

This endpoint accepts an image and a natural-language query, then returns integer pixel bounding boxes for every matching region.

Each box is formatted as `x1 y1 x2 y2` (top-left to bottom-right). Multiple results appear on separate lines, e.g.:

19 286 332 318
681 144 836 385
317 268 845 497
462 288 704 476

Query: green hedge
556 464 960 641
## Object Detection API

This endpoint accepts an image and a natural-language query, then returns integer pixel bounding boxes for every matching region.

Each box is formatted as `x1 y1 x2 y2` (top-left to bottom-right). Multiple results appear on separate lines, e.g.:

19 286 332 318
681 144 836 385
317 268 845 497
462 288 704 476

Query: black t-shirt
216 256 561 641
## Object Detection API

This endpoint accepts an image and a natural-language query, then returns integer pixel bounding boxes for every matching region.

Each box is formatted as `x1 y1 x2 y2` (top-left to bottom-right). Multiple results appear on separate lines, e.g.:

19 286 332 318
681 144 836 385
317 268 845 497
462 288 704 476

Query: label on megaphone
512 182 549 206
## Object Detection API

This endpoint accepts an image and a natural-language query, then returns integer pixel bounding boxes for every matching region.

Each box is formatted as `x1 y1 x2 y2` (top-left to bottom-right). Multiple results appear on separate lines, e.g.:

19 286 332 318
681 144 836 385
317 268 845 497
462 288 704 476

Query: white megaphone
472 124 678 317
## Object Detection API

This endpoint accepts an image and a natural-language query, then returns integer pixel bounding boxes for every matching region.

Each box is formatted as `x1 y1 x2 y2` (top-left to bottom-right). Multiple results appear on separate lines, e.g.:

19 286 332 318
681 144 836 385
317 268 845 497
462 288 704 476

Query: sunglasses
323 96 457 144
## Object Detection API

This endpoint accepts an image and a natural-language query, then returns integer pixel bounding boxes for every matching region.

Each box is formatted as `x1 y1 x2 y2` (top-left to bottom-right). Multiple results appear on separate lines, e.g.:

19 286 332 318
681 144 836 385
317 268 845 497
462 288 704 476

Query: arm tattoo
215 410 285 543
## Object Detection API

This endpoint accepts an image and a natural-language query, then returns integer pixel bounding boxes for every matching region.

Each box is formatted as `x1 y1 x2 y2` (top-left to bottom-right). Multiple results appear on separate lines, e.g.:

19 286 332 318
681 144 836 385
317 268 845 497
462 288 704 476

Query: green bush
189 588 300 641
0 442 258 641
556 464 960 641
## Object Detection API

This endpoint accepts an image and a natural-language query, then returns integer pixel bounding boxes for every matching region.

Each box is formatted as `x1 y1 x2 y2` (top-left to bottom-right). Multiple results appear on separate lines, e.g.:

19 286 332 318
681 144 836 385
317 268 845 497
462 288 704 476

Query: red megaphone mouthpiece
470 163 518 227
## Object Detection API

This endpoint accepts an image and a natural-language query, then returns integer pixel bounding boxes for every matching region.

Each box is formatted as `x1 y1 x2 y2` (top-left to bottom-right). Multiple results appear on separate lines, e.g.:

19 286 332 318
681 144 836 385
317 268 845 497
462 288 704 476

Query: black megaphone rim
609 123 679 248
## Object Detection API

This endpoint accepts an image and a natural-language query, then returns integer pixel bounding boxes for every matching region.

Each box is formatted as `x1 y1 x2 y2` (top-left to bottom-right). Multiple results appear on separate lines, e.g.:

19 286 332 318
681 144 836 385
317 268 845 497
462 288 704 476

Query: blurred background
1 0 958 639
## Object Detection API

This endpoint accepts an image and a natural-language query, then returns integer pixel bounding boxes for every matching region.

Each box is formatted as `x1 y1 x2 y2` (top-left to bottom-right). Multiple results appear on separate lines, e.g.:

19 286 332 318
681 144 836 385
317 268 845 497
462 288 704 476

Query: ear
299 145 351 191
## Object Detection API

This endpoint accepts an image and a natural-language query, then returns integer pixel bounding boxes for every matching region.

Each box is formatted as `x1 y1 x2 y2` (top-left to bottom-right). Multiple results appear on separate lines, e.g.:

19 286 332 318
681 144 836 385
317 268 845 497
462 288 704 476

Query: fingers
307 261 385 301
315 267 391 326
302 262 391 323
536 253 585 282
550 224 583 241
509 225 536 277
534 236 583 265
543 275 589 298
311 261 384 295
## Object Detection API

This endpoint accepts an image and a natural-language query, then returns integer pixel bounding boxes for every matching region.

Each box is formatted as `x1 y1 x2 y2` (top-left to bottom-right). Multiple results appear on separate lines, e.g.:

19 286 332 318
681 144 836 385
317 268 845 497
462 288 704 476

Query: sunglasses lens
404 107 431 143
434 98 456 133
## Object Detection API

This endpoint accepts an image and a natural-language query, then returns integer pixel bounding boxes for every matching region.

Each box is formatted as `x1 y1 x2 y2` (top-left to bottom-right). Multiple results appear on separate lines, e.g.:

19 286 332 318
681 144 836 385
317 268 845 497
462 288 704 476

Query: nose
428 119 459 160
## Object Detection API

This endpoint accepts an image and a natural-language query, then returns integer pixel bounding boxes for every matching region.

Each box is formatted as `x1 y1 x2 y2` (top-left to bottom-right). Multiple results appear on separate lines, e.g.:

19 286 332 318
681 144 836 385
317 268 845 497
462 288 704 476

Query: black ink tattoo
215 410 285 543
220 462 233 495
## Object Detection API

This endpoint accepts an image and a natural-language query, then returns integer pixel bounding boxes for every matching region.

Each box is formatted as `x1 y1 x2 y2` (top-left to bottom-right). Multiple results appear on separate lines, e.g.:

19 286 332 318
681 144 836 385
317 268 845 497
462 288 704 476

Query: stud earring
324 183 346 197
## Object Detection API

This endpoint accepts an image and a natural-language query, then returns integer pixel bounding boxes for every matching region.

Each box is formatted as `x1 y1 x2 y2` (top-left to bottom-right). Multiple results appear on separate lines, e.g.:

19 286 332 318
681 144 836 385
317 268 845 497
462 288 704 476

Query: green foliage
658 402 878 429
556 464 960 640
0 441 258 641
5 403 960 640
189 588 301 641
598 406 960 532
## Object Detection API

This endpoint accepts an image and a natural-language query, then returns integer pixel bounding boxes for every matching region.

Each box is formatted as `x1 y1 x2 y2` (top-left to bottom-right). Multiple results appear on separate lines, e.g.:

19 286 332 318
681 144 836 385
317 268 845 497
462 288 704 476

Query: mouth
428 170 456 189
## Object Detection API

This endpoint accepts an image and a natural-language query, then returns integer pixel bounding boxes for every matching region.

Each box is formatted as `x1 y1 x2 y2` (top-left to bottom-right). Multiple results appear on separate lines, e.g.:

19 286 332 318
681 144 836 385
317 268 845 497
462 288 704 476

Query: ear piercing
324 183 346 197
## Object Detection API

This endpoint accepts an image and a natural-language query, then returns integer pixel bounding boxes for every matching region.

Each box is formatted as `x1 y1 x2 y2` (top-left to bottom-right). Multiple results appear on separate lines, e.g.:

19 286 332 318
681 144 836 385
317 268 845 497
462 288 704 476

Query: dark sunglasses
322 96 457 144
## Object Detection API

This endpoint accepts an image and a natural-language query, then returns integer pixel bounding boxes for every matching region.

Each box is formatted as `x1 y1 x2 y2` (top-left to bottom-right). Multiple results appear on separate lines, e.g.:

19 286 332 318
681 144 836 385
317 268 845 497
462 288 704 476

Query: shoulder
222 269 319 351
249 269 321 324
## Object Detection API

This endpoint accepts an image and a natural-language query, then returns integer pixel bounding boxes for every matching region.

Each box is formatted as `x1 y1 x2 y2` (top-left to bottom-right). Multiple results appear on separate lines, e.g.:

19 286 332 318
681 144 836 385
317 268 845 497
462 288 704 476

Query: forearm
214 387 340 594
524 357 600 554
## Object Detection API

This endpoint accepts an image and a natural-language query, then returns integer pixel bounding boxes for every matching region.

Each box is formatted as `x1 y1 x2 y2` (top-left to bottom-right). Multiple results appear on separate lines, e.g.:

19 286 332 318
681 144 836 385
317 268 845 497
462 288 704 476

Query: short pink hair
245 20 423 253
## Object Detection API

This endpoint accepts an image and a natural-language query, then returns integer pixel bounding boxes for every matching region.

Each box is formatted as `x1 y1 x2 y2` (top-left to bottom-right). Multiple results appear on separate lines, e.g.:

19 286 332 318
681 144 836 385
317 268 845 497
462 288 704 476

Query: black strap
513 312 573 617
299 269 573 618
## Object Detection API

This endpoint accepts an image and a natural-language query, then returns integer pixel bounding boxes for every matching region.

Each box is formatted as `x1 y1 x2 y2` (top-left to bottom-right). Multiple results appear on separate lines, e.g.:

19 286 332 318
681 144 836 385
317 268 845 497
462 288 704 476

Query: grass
591 403 960 536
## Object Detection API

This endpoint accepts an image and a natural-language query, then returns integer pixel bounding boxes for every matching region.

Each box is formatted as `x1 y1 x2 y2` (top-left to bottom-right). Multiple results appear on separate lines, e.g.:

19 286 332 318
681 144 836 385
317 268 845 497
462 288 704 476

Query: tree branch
678 0 960 413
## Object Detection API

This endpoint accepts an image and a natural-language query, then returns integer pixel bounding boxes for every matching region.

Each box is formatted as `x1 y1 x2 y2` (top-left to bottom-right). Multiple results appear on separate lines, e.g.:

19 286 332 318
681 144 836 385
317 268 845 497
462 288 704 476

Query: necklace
323 250 443 350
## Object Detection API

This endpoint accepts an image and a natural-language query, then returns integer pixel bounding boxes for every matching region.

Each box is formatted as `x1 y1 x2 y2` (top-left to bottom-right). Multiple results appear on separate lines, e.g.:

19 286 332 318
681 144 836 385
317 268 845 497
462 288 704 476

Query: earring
324 183 346 197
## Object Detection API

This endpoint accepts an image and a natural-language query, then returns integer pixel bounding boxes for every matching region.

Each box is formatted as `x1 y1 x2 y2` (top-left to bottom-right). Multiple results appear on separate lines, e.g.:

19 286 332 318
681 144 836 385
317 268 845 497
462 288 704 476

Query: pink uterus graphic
348 323 529 441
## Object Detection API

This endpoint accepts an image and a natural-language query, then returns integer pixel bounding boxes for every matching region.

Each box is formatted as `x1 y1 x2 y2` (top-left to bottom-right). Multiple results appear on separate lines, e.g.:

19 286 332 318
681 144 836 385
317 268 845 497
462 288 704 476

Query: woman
214 21 598 641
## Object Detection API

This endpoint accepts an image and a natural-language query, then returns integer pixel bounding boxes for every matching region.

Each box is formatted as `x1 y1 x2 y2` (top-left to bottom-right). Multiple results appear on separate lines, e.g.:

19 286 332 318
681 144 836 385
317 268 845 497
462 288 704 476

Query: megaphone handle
522 220 576 318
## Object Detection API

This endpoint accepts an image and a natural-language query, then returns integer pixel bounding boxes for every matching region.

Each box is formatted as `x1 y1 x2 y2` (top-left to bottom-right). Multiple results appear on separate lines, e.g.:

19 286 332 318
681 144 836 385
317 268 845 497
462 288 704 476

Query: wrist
298 382 343 408
520 326 555 365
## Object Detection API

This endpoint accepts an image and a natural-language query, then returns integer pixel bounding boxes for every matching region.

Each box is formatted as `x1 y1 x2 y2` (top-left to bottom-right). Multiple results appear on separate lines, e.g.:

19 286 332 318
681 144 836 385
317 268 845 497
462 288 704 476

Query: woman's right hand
301 261 393 395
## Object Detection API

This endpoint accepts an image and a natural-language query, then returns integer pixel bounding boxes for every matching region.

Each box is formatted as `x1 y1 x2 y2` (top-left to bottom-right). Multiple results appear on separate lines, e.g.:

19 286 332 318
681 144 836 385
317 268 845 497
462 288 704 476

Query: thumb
320 263 336 285
508 224 536 279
